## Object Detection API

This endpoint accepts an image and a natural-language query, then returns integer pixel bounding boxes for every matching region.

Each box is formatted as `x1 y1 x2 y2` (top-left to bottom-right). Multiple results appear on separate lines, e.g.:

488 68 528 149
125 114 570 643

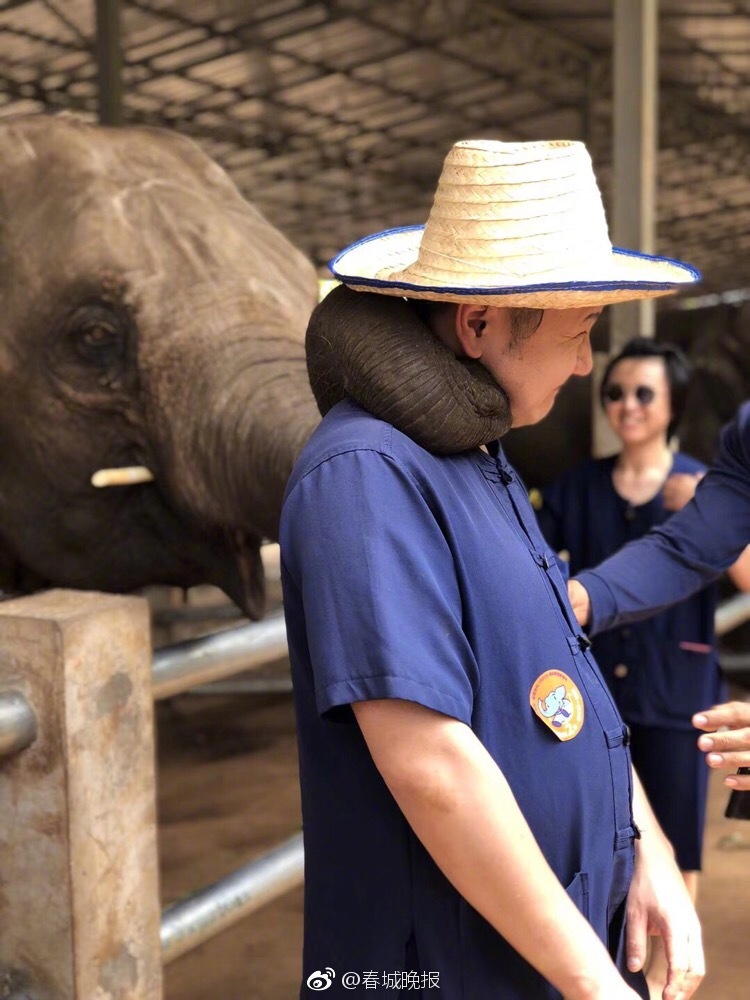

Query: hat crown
329 135 700 308
411 139 613 286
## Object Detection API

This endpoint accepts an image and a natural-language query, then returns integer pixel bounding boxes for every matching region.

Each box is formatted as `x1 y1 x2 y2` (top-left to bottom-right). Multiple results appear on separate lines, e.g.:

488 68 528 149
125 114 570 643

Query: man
281 139 703 998
569 401 750 790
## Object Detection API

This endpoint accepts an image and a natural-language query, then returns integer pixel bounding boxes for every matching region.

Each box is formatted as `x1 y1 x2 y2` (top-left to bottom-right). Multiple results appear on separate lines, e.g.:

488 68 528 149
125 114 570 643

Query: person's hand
567 579 590 626
625 829 704 999
694 701 750 789
662 472 705 512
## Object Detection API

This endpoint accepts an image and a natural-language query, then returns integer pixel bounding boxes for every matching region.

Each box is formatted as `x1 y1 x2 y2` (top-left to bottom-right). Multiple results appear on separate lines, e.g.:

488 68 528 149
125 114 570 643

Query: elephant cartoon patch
530 670 585 741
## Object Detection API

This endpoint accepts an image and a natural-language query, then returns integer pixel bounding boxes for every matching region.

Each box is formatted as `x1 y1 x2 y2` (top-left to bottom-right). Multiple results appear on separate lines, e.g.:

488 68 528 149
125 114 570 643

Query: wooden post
0 590 162 999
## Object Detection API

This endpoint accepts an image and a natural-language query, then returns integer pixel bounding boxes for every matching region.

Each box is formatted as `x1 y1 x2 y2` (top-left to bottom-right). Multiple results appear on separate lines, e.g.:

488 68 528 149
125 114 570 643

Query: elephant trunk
306 285 513 452
134 296 320 620
148 323 321 543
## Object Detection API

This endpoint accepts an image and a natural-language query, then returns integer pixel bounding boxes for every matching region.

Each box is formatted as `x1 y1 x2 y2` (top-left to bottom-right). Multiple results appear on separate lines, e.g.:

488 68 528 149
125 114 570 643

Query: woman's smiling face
603 356 673 446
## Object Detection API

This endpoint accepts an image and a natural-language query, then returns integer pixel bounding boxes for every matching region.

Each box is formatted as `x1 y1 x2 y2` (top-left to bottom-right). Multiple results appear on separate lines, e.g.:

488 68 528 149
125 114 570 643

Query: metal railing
0 690 36 757
715 592 750 637
152 609 287 700
160 833 304 964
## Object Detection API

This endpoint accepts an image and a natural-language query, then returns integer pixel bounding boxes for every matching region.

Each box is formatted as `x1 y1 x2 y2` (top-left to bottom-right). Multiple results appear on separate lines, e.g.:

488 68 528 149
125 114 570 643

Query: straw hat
330 139 700 309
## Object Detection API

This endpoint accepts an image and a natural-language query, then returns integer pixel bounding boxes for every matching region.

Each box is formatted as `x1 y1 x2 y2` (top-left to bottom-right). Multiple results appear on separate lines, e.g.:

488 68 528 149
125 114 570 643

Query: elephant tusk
91 466 155 488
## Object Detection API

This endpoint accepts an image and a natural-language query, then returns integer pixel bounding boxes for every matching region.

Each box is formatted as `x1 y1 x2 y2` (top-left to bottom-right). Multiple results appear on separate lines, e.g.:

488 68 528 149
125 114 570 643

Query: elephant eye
72 317 126 366
50 300 136 395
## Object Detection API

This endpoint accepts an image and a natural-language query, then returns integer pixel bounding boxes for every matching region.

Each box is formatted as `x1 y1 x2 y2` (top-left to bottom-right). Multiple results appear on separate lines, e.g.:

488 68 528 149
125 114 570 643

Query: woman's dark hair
599 337 691 440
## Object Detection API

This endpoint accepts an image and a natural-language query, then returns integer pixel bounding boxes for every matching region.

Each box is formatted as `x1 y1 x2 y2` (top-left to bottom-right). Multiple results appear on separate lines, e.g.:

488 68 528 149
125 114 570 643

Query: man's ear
454 303 488 359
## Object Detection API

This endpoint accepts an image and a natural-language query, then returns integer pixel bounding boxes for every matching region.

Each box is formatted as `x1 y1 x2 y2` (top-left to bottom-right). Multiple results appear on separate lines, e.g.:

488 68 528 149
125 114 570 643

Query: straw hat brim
331 225 701 309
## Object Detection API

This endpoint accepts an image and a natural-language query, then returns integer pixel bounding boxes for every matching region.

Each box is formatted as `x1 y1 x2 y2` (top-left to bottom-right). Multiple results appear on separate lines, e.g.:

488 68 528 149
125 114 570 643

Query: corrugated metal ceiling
2 0 750 298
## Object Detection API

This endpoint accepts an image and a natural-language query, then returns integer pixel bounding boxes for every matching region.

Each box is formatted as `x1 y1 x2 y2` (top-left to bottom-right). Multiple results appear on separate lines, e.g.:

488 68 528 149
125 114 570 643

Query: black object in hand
725 768 750 819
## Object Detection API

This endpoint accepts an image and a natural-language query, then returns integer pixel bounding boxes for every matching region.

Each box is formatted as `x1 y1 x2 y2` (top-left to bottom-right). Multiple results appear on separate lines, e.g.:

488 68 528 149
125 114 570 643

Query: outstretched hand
694 701 750 789
567 578 590 626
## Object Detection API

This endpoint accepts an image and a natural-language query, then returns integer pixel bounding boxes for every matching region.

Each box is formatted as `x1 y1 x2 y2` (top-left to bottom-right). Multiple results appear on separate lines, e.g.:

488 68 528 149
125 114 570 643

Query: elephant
0 114 321 619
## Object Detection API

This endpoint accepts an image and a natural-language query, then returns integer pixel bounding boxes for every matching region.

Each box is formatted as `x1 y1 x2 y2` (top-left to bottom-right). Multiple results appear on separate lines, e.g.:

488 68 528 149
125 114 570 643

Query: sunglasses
602 384 656 406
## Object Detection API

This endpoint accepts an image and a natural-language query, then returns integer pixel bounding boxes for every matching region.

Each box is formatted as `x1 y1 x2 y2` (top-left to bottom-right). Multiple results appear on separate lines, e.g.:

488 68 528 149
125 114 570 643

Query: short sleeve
281 448 478 724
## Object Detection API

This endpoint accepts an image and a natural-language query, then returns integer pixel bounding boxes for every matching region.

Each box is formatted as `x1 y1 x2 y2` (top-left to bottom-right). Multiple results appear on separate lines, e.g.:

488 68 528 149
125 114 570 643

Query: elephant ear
305 285 512 453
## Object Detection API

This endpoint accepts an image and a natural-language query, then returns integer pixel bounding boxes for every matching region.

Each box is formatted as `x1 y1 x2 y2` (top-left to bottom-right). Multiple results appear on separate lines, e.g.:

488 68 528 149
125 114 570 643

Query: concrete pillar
594 0 659 457
0 590 162 1000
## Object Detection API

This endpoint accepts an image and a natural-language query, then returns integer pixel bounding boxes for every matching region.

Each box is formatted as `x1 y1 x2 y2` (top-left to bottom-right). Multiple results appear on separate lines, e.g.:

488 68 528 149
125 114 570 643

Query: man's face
480 306 600 427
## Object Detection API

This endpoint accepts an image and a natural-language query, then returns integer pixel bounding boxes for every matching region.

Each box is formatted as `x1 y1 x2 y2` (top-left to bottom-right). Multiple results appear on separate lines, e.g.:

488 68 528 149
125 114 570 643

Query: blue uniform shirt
281 400 642 999
539 453 724 729
579 402 750 633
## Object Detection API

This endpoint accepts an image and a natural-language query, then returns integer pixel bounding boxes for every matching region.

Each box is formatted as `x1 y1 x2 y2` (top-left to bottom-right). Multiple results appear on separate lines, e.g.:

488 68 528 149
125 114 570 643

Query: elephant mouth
88 464 266 619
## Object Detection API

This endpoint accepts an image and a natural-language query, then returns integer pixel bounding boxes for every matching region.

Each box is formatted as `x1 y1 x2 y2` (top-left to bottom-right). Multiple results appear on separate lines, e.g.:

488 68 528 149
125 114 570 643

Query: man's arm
354 698 680 1000
574 403 750 633
626 771 705 997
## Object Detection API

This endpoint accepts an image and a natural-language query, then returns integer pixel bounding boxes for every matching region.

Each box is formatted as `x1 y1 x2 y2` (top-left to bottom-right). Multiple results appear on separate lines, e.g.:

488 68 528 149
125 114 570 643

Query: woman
537 337 749 998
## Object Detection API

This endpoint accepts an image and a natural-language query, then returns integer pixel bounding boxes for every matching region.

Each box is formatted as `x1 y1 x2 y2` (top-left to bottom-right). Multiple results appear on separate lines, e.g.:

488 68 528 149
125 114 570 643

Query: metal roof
2 0 750 298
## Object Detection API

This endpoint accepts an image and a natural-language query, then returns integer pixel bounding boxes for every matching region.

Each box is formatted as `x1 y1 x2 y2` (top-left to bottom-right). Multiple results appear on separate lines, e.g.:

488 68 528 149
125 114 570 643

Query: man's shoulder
286 399 429 492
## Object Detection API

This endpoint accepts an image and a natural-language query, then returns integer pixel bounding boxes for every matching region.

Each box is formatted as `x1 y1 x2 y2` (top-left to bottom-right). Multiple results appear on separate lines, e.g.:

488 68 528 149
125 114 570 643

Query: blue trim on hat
329 225 702 292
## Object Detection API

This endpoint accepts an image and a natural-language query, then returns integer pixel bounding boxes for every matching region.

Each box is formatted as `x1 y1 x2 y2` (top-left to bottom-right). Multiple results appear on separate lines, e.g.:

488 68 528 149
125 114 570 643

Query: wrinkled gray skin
0 115 320 618
306 285 513 452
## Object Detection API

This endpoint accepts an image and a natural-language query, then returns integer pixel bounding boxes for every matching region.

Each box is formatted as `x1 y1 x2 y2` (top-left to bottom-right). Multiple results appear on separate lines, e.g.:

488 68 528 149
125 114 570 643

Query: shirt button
621 627 632 639
614 663 629 678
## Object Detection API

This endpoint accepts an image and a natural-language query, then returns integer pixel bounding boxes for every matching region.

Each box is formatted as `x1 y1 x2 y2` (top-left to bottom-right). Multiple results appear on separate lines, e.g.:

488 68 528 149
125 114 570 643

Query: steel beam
95 0 123 125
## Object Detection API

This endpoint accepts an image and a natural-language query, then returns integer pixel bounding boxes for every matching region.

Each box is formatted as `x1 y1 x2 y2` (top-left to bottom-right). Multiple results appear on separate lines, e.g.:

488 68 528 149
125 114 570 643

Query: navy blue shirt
579 403 750 633
539 454 723 729
281 399 640 999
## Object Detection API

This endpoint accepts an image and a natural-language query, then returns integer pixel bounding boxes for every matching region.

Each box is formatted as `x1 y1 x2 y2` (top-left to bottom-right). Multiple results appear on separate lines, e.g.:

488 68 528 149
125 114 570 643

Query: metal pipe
188 676 293 696
152 610 288 700
716 593 750 637
719 653 750 676
0 691 37 758
160 833 304 965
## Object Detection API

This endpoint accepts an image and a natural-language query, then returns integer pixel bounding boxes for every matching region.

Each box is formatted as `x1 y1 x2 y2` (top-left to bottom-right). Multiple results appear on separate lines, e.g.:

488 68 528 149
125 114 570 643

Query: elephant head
0 115 320 617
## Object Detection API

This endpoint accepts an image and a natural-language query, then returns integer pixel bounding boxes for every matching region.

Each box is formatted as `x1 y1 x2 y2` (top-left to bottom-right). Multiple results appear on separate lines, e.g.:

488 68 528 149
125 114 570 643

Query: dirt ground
157 683 750 1000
